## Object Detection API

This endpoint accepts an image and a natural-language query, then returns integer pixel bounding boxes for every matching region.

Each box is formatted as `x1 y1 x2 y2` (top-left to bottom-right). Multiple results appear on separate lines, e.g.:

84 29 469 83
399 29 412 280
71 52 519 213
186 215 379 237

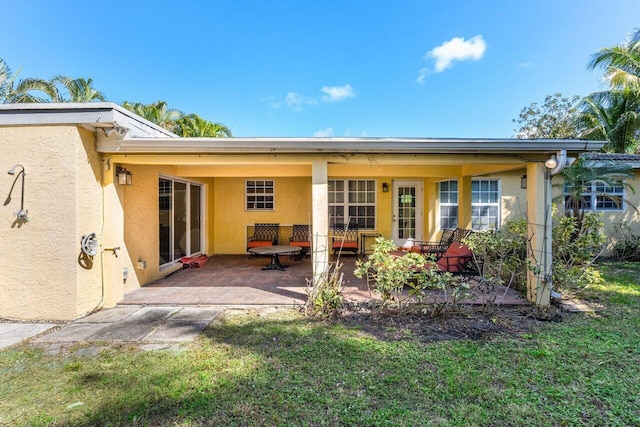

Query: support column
526 162 551 308
102 165 125 307
458 175 472 229
311 159 329 283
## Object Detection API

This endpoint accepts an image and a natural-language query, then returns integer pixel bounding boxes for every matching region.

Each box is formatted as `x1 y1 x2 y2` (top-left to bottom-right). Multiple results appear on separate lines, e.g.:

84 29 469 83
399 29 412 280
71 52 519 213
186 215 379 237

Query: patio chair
247 223 280 253
410 228 456 256
411 227 474 258
332 221 359 256
289 224 312 260
422 242 484 282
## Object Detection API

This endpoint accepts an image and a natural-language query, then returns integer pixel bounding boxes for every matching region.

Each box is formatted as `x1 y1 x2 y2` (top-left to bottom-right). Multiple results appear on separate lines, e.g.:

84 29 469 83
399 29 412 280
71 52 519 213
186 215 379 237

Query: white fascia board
0 102 176 138
96 137 607 155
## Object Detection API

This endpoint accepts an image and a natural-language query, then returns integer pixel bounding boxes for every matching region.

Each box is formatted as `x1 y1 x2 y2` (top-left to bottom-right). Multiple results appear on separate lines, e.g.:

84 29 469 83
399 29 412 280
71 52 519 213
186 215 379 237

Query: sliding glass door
159 177 203 267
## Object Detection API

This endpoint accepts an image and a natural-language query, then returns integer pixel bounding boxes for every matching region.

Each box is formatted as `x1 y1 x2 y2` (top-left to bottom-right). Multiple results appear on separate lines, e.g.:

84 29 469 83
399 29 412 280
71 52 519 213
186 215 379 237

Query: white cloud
285 92 317 111
320 84 356 102
417 35 486 81
313 127 334 137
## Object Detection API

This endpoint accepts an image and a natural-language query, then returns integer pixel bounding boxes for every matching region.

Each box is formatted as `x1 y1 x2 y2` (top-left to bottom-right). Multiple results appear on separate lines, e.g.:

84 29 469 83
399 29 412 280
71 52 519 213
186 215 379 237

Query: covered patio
118 254 529 307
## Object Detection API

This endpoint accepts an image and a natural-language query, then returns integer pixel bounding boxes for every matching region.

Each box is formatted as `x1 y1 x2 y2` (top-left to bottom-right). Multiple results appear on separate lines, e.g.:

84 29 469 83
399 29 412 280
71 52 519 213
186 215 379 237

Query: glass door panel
173 182 187 261
190 184 202 254
159 178 172 265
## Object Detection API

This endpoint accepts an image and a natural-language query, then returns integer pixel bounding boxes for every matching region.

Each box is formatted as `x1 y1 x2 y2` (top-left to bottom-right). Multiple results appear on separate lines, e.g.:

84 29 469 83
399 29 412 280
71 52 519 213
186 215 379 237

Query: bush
464 220 529 295
354 237 460 315
611 222 640 261
552 211 605 293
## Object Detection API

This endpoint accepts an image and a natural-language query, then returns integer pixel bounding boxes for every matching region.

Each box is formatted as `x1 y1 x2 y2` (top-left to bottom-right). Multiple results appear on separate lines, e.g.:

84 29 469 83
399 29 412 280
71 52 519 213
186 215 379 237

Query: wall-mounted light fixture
116 166 132 186
545 155 558 169
382 182 389 193
520 175 527 189
7 164 29 222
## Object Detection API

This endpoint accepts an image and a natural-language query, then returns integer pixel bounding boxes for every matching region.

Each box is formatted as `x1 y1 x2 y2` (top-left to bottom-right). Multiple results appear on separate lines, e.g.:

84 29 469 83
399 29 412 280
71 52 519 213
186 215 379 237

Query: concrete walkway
0 305 222 351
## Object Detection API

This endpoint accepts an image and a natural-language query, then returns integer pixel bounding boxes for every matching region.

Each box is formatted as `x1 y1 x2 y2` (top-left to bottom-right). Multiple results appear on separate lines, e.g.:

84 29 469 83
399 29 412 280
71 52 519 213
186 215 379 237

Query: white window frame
159 175 204 269
438 180 459 230
245 179 275 211
438 179 501 231
328 179 377 230
471 179 501 231
565 180 626 212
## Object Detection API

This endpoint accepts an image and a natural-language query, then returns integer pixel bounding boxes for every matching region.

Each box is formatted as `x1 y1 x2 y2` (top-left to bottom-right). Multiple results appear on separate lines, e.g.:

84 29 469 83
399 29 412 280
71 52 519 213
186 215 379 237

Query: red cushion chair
435 242 474 273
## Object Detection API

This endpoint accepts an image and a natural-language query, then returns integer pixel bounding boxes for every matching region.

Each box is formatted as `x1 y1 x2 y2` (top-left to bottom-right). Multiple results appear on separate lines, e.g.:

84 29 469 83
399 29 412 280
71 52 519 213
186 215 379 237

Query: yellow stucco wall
117 164 214 288
213 177 312 254
0 126 103 321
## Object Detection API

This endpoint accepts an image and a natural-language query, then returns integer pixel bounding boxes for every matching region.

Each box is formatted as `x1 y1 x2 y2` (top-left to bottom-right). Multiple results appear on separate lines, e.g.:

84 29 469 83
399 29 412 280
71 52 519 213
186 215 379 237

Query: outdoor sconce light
7 164 29 222
520 175 527 189
545 155 558 169
116 166 132 186
382 182 389 193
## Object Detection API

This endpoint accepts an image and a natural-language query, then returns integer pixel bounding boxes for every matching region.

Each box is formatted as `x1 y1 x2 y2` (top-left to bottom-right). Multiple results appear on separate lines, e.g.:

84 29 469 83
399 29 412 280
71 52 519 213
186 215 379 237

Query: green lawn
1 262 639 426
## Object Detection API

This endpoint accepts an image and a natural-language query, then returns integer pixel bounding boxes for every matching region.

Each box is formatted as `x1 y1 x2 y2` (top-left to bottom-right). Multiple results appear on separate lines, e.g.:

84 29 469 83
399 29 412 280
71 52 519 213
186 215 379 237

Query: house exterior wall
552 171 640 254
0 126 103 320
213 177 313 254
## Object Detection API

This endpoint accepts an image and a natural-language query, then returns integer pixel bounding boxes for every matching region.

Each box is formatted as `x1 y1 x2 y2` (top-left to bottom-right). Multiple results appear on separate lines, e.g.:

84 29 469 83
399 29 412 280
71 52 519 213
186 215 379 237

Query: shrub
305 260 344 318
354 237 460 315
552 211 605 293
611 222 640 261
464 219 529 296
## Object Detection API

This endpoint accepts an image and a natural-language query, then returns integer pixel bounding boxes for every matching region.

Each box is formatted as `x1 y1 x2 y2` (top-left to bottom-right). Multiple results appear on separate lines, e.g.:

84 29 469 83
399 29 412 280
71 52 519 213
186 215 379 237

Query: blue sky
2 1 639 138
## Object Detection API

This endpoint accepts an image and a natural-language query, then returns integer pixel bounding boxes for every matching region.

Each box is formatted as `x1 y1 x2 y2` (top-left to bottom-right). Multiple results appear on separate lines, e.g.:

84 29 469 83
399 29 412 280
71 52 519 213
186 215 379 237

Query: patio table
248 245 302 271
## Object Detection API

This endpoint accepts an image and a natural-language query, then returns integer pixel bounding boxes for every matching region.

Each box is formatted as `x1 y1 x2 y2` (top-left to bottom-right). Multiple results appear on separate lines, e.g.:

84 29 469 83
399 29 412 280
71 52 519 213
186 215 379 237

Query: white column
311 159 329 283
526 162 551 307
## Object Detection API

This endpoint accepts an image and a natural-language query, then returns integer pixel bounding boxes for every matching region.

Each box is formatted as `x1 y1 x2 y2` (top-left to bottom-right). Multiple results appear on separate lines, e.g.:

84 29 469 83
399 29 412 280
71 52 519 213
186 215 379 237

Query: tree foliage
121 101 232 137
513 93 582 139
0 57 56 103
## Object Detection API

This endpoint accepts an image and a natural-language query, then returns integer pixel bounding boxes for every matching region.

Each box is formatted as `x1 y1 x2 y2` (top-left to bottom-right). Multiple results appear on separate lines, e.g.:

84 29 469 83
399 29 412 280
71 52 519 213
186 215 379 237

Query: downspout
542 149 568 302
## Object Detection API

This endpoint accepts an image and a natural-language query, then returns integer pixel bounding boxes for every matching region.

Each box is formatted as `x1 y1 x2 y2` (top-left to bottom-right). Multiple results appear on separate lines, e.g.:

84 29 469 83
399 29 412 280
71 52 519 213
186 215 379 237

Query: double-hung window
438 179 501 231
565 180 625 212
439 180 458 229
471 180 500 230
329 179 376 229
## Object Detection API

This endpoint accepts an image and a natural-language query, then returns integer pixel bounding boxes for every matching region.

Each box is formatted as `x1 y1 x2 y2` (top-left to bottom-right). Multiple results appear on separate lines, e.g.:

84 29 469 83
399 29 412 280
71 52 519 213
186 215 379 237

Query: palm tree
0 57 56 103
51 75 106 102
588 28 640 90
121 100 183 132
172 113 232 137
578 88 640 153
557 157 635 228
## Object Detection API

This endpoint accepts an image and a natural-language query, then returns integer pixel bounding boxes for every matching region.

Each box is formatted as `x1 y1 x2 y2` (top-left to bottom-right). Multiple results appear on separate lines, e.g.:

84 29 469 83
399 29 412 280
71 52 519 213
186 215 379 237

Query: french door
391 180 423 246
159 177 202 267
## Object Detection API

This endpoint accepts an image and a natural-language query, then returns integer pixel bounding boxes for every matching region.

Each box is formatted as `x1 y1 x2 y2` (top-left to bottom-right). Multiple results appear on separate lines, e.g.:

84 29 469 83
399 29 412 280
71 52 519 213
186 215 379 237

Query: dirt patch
335 303 564 343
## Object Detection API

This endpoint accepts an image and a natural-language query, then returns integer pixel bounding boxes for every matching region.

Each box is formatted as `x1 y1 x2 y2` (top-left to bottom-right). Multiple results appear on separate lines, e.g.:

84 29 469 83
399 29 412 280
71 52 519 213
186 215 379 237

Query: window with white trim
472 180 500 230
329 179 376 229
438 179 501 231
439 180 458 229
565 180 625 211
246 180 274 211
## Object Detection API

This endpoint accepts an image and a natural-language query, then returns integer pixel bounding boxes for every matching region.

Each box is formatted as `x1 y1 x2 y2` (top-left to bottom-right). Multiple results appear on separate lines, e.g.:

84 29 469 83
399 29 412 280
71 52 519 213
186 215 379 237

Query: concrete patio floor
119 254 529 307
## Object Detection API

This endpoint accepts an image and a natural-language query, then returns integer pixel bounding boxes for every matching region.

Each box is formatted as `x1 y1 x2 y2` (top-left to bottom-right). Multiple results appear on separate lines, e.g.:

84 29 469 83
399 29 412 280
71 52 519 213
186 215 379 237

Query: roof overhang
0 103 607 155
0 102 176 138
96 136 605 155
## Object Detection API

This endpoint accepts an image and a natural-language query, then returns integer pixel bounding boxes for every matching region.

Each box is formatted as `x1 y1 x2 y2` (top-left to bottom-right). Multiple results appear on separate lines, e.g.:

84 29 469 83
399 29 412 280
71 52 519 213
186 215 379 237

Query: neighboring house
0 103 607 320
